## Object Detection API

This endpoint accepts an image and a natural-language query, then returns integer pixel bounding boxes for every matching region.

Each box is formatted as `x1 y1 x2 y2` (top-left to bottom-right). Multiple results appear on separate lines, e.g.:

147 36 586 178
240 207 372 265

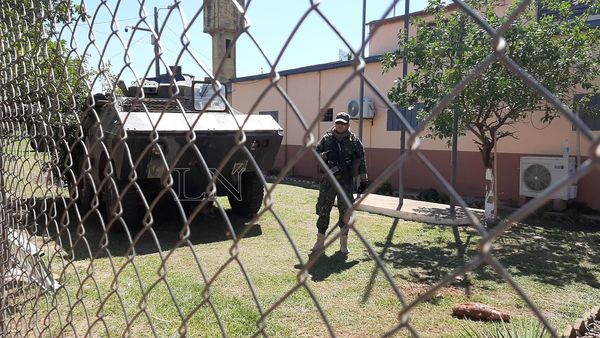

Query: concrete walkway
353 193 484 226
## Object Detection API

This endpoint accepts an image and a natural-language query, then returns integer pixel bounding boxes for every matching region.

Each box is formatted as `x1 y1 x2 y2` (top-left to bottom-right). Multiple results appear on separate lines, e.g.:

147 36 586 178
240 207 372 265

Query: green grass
9 184 600 337
2 138 67 199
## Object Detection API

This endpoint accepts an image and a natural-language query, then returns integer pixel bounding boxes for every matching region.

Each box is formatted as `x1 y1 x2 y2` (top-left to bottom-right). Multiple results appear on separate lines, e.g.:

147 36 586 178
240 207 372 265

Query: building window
259 110 278 122
574 94 600 131
225 39 232 58
322 108 333 122
387 103 423 131
321 108 333 122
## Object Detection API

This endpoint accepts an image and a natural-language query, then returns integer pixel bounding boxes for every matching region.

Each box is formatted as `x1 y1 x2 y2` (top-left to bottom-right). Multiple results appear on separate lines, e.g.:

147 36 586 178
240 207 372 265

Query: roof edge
231 55 384 83
367 3 458 29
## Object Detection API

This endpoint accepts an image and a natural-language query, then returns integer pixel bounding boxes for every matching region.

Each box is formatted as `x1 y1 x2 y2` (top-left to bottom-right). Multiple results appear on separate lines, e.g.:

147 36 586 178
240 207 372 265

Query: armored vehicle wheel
96 154 143 231
102 182 144 232
228 172 264 217
182 199 215 217
121 186 144 230
68 154 95 216
74 173 95 215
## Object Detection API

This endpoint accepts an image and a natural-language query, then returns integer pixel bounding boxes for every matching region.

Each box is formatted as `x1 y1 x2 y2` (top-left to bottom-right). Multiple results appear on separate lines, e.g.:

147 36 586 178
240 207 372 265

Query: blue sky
74 0 428 87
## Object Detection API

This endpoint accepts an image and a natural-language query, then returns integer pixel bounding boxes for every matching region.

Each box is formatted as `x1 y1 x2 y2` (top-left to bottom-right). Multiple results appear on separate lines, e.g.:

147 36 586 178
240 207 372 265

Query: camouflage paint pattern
315 127 367 234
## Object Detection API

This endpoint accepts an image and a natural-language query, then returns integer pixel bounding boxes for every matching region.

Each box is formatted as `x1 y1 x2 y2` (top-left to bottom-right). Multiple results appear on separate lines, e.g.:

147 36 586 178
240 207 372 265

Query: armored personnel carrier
71 67 282 227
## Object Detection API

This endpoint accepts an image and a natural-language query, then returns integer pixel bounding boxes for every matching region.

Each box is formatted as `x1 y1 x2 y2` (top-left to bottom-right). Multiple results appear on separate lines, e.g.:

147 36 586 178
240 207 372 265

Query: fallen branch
452 302 510 322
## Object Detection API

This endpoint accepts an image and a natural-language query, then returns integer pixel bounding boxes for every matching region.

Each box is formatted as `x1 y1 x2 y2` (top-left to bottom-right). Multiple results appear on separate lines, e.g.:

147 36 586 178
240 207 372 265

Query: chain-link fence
1 0 599 337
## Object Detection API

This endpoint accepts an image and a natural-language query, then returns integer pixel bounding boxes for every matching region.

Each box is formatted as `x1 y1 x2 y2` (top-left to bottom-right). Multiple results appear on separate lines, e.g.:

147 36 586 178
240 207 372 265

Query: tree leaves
383 0 600 168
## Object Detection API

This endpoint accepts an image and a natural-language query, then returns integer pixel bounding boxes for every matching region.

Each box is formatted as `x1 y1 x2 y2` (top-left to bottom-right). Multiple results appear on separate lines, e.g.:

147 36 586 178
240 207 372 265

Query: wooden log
452 302 510 322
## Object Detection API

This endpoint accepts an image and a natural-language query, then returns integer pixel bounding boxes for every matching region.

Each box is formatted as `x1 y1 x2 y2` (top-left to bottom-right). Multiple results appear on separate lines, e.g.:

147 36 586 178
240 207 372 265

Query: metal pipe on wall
358 0 366 141
399 0 410 208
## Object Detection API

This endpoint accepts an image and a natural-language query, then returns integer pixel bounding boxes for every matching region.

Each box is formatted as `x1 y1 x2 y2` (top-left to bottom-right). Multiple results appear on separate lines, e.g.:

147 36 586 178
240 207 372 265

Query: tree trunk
481 144 496 220
484 166 496 220
452 302 510 321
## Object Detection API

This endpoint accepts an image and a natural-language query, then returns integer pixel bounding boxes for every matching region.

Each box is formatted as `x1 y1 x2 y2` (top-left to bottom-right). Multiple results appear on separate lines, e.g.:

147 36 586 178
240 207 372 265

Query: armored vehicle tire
120 187 144 231
68 153 94 216
182 199 215 217
228 172 264 217
74 174 95 216
95 154 144 232
69 173 95 216
103 183 144 233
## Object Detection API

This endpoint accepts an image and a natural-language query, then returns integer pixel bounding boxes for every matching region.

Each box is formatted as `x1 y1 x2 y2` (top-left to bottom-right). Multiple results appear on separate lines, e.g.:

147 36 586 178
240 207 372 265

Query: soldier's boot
310 233 325 252
339 235 349 253
339 226 350 254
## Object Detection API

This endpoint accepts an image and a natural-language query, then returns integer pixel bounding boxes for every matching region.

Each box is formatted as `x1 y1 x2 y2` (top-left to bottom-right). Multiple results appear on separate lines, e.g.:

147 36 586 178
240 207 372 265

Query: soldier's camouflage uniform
315 127 367 234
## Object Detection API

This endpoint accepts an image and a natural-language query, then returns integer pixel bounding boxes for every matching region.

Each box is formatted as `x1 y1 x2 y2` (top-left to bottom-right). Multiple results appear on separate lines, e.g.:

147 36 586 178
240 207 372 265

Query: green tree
383 0 600 219
338 48 353 61
0 1 92 163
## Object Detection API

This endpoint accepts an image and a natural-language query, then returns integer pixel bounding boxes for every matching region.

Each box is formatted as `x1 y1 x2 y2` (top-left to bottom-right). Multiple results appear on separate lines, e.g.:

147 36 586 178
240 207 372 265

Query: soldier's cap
335 112 350 124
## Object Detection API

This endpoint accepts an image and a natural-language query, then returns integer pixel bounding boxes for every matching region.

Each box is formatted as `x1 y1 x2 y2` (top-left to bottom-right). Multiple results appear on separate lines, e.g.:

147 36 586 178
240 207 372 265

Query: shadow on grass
23 196 263 261
295 251 359 282
373 231 482 284
489 215 600 288
372 217 600 290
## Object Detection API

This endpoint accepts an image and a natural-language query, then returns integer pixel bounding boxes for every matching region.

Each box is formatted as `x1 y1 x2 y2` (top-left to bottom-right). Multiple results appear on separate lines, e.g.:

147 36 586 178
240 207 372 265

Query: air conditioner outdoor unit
347 98 375 119
519 156 577 200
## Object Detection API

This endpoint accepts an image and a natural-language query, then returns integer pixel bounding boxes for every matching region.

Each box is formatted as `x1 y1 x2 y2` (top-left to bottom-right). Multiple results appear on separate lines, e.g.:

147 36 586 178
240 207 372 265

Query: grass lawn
11 183 600 337
1 138 67 199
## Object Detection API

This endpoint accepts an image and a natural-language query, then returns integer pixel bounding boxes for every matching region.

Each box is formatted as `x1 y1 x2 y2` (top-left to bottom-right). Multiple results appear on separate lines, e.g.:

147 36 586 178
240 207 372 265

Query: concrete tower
203 0 245 85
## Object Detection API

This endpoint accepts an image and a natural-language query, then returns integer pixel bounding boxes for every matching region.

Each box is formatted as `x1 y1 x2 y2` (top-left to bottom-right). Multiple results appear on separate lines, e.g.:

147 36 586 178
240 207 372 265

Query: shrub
374 182 394 196
459 318 551 338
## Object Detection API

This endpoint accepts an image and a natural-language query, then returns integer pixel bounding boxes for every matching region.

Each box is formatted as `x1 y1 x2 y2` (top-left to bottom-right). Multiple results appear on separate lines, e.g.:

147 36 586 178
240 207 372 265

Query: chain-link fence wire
0 0 599 336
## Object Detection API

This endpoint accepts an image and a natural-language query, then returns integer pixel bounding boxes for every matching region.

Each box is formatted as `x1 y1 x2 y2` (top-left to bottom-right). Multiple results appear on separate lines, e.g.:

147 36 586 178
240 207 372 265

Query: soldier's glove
357 181 368 194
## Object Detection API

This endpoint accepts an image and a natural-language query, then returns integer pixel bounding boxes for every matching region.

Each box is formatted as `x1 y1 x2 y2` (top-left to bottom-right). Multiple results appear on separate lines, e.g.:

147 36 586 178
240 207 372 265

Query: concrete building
230 2 600 210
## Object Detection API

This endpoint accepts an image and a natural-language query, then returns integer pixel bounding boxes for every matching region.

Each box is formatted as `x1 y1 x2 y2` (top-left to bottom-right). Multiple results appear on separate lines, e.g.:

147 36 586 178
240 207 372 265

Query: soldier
311 112 368 254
